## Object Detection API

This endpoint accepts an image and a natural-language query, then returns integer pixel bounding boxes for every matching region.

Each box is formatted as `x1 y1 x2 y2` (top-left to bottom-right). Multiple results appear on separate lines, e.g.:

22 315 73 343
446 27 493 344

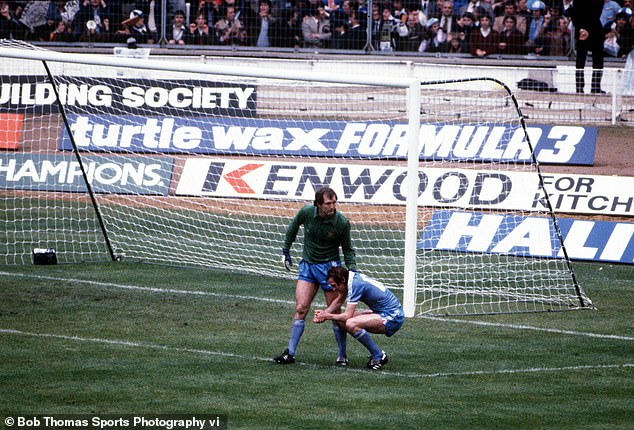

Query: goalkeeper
313 266 404 371
274 187 356 367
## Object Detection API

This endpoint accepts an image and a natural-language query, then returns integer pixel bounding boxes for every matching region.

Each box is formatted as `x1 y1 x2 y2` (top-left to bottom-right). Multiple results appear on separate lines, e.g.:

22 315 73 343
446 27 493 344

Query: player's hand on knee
281 249 292 271
313 309 325 323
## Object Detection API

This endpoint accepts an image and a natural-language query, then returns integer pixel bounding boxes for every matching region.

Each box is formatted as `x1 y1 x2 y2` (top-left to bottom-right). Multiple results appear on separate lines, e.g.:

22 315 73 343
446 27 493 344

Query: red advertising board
0 113 23 150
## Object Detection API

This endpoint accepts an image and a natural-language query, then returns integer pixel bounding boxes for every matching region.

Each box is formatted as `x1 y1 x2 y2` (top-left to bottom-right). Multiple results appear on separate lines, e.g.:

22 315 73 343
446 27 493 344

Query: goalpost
0 43 592 316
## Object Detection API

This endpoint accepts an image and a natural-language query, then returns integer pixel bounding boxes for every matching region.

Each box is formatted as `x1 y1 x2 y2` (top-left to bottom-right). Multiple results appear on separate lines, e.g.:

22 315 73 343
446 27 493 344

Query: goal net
0 43 592 316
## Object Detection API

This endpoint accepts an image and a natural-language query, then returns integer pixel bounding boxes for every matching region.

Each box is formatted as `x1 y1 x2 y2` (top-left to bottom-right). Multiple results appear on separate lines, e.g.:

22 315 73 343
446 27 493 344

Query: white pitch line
0 328 272 362
0 271 295 305
378 363 634 379
1 271 631 341
2 328 632 380
421 316 634 341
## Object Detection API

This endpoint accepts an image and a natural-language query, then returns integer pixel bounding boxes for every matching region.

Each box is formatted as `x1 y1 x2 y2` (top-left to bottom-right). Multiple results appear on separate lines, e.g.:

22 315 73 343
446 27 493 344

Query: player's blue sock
287 319 305 356
332 321 347 359
353 329 382 360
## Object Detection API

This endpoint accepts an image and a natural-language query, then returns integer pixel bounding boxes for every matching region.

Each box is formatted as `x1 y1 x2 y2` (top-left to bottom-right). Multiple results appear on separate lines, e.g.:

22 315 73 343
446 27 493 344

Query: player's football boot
366 351 388 370
273 348 295 364
334 357 349 367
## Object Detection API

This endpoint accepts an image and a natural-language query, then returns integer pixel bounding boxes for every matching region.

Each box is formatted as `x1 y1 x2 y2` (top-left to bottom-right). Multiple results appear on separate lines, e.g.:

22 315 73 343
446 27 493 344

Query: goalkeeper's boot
273 348 295 364
334 357 349 368
366 351 388 370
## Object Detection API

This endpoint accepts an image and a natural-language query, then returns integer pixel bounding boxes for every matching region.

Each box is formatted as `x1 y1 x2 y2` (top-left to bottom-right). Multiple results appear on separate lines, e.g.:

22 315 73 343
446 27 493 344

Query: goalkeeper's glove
281 249 293 271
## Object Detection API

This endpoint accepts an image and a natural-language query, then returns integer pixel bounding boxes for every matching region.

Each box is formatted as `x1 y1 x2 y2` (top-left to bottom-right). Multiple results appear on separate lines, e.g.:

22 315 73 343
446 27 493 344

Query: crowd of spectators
0 0 632 58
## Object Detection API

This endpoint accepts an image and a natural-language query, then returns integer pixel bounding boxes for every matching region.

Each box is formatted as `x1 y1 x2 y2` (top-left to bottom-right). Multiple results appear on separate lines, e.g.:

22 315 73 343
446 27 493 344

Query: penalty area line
1 328 633 380
0 328 273 362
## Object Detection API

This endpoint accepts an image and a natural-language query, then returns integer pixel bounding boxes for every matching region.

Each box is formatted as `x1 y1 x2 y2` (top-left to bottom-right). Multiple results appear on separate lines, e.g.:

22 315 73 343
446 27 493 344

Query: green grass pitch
0 261 632 429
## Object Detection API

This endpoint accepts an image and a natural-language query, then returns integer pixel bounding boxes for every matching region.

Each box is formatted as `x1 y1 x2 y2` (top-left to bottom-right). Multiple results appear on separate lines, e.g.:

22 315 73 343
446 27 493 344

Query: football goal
0 42 592 316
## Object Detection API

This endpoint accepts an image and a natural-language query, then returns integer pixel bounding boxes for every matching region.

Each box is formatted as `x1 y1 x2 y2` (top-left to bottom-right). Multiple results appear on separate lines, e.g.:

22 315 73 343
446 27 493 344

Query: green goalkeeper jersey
283 205 356 270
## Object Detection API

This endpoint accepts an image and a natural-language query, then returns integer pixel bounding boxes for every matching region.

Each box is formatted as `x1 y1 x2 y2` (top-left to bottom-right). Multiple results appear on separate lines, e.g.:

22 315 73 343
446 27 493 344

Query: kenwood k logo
201 162 263 194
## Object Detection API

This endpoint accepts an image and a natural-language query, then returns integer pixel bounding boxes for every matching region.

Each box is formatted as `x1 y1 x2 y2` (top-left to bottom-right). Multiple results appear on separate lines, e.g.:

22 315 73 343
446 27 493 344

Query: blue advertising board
0 153 173 195
59 115 597 165
419 210 634 264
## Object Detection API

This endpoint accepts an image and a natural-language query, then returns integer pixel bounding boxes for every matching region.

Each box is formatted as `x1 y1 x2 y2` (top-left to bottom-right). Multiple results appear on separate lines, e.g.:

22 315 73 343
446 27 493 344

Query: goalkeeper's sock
353 329 382 360
287 319 305 356
332 321 347 359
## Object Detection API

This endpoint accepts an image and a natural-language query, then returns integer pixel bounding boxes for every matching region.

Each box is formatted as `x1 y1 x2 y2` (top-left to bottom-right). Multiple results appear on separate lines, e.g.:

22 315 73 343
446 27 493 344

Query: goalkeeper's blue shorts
298 259 341 291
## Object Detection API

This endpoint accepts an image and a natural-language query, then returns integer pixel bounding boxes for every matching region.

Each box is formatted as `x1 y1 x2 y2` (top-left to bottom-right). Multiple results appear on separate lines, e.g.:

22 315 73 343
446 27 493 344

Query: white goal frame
0 47 593 317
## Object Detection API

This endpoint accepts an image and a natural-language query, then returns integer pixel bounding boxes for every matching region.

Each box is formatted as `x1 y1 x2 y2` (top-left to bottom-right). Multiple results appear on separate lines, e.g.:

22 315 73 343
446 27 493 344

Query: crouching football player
313 266 404 370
